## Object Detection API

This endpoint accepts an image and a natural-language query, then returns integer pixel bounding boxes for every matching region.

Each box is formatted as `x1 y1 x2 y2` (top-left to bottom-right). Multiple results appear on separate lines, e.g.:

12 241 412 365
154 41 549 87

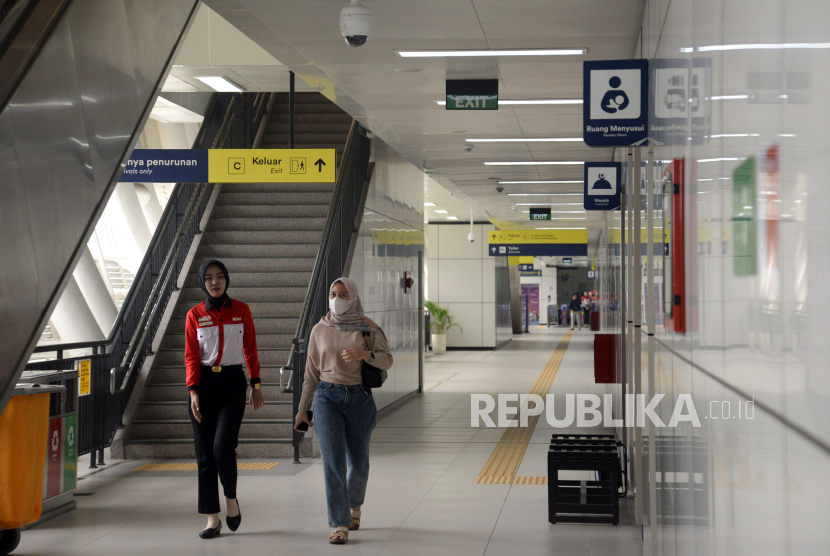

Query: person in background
582 291 592 327
294 277 394 545
569 293 583 330
185 259 264 539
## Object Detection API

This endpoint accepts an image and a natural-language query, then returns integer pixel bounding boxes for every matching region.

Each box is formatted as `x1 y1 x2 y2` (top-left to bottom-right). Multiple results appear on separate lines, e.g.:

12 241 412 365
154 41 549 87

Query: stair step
219 183 335 193
184 273 310 288
150 365 287 384
207 217 327 232
268 113 352 124
137 400 293 421
179 286 307 304
217 192 332 206
211 204 330 219
153 348 291 367
122 439 304 459
175 301 304 318
269 102 350 114
264 123 352 134
197 243 319 258
201 230 323 245
144 382 291 402
161 331 295 349
259 138 346 152
129 420 293 440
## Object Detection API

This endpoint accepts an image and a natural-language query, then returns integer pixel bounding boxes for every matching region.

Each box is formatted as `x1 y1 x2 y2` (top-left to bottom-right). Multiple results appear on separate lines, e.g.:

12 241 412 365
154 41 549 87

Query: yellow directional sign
208 149 336 183
489 229 588 245
76 360 91 396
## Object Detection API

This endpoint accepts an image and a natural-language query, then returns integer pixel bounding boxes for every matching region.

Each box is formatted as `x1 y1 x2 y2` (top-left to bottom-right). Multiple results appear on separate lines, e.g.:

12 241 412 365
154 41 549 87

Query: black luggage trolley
548 434 622 525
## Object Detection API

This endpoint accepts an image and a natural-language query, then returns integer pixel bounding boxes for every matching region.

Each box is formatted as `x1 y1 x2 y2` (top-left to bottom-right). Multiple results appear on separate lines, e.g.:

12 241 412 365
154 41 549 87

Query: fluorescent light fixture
195 76 244 92
466 137 583 143
698 157 742 163
485 161 583 166
398 48 586 58
518 203 582 206
501 180 582 185
698 42 830 52
780 134 797 137
710 95 749 100
446 216 459 220
424 202 436 206
509 194 583 198
434 209 448 214
709 133 760 138
536 227 588 230
436 99 582 106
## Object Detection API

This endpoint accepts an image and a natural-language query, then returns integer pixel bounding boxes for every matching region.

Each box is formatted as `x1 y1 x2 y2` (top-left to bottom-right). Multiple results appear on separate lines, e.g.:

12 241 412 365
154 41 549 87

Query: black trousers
189 365 247 514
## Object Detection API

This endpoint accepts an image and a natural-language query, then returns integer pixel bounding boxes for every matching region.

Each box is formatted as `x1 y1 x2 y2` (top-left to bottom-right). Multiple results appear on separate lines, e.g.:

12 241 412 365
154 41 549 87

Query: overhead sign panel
583 59 648 147
650 58 711 146
529 208 551 220
488 229 588 257
120 149 336 183
446 79 499 110
584 162 622 211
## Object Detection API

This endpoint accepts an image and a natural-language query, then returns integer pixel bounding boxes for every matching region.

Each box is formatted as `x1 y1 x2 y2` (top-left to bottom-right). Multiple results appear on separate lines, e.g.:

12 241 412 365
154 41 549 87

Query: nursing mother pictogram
590 68 641 120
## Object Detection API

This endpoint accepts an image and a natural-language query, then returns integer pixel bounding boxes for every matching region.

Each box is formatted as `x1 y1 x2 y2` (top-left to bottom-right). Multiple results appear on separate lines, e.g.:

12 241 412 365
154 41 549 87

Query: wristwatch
253 383 261 390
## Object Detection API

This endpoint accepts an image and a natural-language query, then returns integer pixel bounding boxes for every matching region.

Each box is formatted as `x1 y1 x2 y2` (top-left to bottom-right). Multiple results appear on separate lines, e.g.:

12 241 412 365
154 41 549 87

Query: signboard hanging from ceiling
488 229 588 257
445 79 499 110
529 207 551 220
583 59 648 147
119 148 337 183
584 162 622 211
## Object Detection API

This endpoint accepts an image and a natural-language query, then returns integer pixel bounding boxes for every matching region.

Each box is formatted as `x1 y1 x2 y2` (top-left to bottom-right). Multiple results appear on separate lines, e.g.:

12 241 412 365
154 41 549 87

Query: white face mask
329 296 350 315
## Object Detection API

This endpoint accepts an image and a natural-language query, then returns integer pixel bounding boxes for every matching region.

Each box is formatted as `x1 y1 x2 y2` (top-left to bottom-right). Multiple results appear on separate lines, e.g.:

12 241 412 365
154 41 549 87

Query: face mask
329 297 350 315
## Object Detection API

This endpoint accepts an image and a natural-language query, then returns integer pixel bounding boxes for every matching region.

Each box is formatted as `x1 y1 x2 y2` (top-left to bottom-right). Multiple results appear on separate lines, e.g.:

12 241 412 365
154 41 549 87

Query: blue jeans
313 381 377 527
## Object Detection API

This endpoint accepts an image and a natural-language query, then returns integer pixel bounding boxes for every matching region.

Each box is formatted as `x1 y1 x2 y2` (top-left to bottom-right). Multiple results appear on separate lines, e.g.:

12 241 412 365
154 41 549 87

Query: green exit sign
446 79 498 111
530 208 551 220
446 95 498 110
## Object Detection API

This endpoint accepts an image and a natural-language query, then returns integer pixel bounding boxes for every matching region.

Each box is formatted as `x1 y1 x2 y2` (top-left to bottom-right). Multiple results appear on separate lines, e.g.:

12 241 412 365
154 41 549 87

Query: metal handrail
281 119 360 391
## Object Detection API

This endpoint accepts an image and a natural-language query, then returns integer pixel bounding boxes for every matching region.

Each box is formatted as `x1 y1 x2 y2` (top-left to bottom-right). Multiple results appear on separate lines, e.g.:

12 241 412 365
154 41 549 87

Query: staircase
120 93 353 459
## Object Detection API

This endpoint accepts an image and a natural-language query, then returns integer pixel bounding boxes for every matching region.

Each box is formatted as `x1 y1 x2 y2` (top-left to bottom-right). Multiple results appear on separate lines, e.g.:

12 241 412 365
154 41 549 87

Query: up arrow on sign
314 158 326 172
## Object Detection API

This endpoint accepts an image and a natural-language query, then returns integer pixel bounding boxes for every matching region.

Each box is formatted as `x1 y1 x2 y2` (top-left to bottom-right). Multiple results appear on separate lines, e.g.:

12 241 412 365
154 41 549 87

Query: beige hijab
320 277 386 339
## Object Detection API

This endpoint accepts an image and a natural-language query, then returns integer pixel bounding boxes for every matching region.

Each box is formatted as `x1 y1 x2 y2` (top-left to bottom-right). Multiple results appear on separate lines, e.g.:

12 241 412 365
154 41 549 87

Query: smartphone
297 410 313 432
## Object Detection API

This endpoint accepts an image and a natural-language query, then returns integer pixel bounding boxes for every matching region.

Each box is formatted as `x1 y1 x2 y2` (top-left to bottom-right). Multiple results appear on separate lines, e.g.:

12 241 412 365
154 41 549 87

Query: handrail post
289 71 295 149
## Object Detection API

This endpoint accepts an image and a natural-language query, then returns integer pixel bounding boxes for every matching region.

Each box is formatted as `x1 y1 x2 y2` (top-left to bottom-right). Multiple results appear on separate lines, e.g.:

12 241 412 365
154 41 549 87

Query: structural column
109 183 153 274
73 247 118 336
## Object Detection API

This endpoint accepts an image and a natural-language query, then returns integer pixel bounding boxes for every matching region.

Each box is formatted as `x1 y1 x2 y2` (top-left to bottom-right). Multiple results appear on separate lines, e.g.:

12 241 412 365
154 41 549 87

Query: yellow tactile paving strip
474 330 573 485
513 476 548 485
133 462 280 471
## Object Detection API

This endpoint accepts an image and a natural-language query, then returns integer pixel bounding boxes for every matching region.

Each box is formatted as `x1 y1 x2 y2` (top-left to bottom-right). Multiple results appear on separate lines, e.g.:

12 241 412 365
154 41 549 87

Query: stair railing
281 119 372 462
24 92 267 459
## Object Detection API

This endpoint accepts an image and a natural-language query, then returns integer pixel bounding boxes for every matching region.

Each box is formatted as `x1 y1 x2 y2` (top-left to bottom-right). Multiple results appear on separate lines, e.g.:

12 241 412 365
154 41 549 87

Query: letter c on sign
234 162 241 170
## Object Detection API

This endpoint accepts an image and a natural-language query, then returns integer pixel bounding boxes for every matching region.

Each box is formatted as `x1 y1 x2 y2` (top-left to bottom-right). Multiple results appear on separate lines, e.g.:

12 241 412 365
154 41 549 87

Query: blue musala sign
584 162 622 211
583 59 649 147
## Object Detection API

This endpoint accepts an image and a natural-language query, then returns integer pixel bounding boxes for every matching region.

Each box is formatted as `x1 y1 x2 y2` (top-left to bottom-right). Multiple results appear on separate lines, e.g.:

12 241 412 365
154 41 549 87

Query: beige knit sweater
299 322 394 409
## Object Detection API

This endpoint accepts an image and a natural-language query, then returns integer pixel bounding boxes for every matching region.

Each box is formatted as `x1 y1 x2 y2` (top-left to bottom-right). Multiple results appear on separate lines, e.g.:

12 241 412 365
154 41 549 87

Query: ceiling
200 0 646 243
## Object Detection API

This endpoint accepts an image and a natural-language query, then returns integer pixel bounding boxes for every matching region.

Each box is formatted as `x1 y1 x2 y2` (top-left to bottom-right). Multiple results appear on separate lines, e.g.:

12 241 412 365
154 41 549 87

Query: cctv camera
468 233 475 243
340 0 372 48
463 144 474 152
496 186 505 193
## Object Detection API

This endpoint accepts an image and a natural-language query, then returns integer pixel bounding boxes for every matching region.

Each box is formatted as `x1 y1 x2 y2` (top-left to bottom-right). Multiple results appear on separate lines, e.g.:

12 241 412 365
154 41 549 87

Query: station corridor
14 329 641 556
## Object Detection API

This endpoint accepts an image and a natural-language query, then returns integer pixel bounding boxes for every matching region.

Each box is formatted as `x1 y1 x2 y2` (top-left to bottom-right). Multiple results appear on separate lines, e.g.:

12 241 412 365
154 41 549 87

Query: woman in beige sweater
294 277 393 544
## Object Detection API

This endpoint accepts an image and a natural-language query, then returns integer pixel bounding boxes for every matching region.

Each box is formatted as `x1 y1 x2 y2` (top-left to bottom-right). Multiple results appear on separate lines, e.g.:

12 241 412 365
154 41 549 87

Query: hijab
320 277 386 339
199 259 231 310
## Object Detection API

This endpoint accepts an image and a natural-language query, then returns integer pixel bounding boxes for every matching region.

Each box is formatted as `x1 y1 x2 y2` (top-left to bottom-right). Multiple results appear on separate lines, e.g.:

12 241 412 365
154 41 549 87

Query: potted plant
425 301 462 355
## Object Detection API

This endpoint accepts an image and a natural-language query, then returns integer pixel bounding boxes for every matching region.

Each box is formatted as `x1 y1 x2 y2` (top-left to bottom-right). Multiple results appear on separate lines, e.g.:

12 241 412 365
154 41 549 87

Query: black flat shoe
199 521 222 539
227 501 241 532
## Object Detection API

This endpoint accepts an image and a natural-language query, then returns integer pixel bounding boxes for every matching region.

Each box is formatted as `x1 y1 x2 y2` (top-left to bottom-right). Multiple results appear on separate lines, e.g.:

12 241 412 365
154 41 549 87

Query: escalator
0 0 201 414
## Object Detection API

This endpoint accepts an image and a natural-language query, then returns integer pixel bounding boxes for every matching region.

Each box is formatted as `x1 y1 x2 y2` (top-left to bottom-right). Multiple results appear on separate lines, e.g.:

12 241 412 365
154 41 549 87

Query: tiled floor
16 327 643 556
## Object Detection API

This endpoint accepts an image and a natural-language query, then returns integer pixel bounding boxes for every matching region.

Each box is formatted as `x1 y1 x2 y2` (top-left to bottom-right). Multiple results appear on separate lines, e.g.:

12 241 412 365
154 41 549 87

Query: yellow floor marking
133 462 280 471
474 331 573 485
513 476 548 485
426 372 459 392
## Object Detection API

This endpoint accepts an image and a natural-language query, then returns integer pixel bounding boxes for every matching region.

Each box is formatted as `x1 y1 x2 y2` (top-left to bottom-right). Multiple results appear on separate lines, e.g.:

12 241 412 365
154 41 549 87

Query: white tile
438 224 482 259
438 259 483 304
445 303 483 348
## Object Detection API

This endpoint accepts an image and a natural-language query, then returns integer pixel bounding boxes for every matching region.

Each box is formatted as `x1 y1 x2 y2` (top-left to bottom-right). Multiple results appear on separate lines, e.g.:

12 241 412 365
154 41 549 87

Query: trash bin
0 382 65 555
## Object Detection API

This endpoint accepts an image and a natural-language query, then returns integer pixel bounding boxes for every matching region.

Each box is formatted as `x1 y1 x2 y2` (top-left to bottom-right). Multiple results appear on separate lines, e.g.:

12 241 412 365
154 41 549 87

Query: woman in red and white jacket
185 259 264 539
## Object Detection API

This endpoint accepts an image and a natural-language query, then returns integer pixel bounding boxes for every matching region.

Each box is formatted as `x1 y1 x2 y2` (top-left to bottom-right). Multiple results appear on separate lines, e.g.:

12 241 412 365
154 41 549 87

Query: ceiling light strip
500 181 582 184
466 138 583 143
485 161 583 166
398 49 586 58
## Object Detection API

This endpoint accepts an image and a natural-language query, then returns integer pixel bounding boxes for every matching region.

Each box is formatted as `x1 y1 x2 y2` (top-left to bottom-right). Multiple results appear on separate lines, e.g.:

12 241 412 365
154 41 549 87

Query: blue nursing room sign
583 59 649 147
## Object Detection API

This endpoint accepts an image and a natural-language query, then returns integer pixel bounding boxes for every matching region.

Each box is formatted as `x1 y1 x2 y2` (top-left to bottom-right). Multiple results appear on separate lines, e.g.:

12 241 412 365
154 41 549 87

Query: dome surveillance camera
340 0 372 48
468 233 475 243
463 144 474 152
496 186 505 193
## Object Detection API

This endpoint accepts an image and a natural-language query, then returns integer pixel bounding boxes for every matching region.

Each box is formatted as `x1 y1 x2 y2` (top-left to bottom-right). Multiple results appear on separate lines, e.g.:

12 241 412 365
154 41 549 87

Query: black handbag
361 331 387 388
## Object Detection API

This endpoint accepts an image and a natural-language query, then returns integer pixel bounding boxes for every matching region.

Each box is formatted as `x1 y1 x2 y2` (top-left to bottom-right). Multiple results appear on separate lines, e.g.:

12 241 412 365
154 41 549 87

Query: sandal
329 527 349 544
348 507 361 530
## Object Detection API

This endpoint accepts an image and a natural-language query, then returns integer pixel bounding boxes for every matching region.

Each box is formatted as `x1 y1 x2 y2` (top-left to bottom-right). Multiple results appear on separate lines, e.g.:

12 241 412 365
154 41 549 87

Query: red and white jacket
185 299 261 392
